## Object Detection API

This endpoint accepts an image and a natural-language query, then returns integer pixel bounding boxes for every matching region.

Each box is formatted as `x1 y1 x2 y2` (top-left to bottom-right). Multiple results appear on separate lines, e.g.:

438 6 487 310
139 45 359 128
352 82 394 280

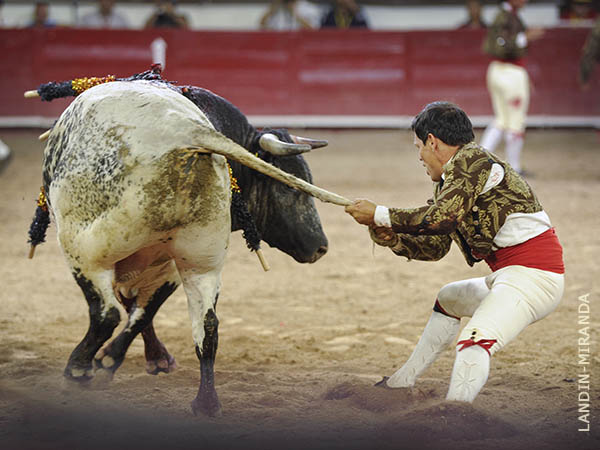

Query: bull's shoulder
181 86 255 148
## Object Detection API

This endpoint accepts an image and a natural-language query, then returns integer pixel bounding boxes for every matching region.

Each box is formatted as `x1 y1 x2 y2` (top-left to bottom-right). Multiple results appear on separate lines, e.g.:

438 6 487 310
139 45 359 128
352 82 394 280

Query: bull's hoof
93 348 121 373
146 354 177 375
90 349 118 388
191 392 222 417
63 366 94 386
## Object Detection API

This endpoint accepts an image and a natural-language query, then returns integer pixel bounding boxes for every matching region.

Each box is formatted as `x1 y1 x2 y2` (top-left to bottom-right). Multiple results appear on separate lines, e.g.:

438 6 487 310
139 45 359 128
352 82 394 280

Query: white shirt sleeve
374 205 391 228
516 32 528 48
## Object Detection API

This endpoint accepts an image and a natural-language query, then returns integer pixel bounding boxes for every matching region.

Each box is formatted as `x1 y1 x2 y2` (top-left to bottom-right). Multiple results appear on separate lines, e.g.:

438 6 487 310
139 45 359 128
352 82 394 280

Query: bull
38 78 345 416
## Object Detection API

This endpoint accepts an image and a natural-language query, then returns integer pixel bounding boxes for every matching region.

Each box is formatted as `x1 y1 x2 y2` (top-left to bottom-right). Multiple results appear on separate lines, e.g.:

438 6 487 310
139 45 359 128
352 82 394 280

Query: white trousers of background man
480 61 531 172
387 265 564 402
486 60 530 134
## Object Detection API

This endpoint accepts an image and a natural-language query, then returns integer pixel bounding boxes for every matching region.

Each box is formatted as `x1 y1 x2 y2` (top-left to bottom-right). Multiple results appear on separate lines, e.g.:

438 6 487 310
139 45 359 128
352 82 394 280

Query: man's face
100 0 115 14
35 4 48 21
509 0 527 10
414 133 443 182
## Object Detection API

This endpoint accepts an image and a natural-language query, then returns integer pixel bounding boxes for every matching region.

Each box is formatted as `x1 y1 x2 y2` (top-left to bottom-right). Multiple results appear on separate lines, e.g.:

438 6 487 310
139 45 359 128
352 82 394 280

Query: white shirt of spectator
263 0 321 31
79 11 129 29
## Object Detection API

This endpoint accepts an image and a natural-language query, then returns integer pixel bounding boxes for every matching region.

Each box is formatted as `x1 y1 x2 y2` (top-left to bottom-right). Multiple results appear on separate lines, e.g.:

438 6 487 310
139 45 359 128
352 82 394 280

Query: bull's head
236 129 329 264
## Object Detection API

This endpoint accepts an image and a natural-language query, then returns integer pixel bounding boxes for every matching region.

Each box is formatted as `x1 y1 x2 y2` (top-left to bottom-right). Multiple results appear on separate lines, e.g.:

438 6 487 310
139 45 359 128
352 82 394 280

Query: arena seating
0 27 597 127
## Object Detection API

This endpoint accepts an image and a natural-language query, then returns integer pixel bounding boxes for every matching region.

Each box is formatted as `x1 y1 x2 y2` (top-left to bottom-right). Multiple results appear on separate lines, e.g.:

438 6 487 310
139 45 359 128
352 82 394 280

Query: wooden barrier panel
0 27 597 124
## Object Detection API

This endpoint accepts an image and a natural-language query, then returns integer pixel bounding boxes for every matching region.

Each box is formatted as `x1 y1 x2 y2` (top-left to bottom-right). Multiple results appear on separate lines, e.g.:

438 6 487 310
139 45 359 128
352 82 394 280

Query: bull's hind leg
95 261 179 379
178 267 222 417
65 269 121 383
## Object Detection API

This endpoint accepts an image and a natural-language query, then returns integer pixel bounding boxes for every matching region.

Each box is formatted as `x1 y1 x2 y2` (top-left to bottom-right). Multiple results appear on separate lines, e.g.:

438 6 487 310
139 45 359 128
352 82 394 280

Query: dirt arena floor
0 127 598 450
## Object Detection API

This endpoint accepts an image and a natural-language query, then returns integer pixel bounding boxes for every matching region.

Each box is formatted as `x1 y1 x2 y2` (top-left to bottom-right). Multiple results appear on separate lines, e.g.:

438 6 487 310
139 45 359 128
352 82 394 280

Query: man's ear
426 133 437 150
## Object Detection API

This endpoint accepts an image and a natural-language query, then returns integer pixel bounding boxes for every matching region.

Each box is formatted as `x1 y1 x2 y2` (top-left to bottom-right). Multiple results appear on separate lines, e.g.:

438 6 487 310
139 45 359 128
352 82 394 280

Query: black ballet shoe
374 376 392 389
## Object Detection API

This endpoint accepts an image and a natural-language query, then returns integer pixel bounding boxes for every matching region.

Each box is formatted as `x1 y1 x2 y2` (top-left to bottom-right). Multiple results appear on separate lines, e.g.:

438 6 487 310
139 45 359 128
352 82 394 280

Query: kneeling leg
386 277 488 388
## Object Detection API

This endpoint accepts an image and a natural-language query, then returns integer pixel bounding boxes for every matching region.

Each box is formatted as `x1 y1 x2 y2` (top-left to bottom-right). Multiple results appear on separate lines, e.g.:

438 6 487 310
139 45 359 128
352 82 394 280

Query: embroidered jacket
483 4 527 61
374 142 543 266
580 18 600 84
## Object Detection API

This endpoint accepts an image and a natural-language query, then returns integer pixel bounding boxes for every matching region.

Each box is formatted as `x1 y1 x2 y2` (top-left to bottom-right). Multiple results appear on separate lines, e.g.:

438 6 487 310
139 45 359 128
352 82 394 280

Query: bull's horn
291 135 328 149
39 129 52 141
259 133 311 156
191 129 352 207
24 90 40 98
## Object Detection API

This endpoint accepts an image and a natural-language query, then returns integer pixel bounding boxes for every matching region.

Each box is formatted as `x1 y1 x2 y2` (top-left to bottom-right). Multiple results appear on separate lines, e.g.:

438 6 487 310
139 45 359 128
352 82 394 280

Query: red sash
492 57 525 67
484 228 564 274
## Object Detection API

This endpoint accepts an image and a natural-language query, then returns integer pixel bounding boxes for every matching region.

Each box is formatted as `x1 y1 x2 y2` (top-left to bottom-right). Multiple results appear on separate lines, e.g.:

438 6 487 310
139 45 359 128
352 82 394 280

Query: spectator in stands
320 0 369 29
28 1 56 28
559 0 598 26
579 17 600 89
259 0 321 30
79 0 129 29
480 0 544 176
458 0 487 29
145 0 189 29
0 0 6 27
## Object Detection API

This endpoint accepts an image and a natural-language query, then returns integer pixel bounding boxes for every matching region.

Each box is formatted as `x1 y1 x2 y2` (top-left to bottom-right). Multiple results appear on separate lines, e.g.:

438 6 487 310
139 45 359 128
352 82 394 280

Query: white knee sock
504 131 524 173
387 311 461 388
446 345 490 402
480 125 503 152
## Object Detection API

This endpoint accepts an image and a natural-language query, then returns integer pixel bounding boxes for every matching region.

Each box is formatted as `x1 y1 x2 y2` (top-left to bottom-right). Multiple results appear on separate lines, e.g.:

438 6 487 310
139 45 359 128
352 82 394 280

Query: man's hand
526 28 545 41
372 226 395 241
345 199 377 226
370 226 398 247
578 71 591 91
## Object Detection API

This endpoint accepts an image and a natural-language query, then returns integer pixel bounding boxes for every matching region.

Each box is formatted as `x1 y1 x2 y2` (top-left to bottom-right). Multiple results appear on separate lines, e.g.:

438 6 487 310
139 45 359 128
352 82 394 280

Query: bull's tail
188 127 352 207
28 186 51 258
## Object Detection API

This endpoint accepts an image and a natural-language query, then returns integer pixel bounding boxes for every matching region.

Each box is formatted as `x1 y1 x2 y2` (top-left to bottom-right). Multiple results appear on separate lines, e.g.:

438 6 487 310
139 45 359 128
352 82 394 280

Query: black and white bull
41 80 337 416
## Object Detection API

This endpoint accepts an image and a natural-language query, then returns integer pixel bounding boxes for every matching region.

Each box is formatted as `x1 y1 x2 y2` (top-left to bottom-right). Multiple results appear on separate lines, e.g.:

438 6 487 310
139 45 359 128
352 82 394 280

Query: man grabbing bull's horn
345 101 564 403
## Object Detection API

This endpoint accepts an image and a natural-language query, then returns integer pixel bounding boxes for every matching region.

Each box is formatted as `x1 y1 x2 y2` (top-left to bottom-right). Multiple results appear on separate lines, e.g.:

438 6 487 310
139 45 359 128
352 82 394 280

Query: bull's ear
291 135 328 149
259 133 312 156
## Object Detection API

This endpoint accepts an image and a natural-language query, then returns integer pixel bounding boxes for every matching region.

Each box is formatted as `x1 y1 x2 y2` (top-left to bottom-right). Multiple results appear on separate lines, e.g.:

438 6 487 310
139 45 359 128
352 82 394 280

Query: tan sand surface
0 128 598 449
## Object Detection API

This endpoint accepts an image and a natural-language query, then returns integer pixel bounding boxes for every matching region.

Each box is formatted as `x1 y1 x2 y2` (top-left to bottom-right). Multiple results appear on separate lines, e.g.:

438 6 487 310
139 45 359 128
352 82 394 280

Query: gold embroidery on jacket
383 142 542 266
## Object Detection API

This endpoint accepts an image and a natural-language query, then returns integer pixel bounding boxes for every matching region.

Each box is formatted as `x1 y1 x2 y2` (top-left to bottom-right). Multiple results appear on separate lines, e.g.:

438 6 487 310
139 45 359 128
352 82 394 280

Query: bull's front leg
94 280 178 379
117 293 178 375
141 322 178 375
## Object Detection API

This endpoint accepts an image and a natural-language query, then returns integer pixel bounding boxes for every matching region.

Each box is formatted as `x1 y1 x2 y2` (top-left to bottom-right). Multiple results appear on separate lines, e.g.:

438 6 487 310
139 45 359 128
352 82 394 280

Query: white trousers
438 265 564 355
486 61 530 134
387 265 564 401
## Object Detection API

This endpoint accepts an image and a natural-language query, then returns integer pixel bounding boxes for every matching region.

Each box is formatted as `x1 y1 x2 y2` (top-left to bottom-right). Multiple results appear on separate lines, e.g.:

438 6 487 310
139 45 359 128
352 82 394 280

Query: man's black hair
411 101 475 146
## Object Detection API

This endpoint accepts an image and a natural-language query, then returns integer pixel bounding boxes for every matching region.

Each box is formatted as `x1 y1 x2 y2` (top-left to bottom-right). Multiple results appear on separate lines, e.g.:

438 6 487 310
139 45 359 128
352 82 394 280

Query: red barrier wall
0 28 598 123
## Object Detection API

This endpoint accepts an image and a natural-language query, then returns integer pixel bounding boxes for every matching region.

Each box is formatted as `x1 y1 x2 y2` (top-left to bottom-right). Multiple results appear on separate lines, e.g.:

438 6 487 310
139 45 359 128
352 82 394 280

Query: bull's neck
228 160 267 234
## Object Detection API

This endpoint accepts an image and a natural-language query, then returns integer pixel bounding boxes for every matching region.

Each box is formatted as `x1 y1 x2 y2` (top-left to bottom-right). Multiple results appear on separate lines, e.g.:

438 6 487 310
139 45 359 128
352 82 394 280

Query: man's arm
346 152 489 235
580 19 600 87
369 226 452 261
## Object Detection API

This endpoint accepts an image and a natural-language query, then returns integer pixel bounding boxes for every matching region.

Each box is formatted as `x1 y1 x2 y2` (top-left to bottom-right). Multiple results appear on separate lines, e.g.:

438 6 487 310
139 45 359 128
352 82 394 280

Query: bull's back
43 81 231 265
